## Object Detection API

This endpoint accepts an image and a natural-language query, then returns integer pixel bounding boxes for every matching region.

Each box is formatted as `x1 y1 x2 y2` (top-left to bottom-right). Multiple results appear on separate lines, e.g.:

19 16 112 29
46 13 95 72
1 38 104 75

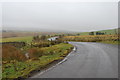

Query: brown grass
2 44 27 62
2 32 40 38
62 35 119 42
28 48 44 59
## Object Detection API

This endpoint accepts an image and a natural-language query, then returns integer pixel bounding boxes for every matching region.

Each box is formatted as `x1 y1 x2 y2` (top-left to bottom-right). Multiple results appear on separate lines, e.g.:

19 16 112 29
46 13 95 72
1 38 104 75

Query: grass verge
2 43 73 79
100 41 120 45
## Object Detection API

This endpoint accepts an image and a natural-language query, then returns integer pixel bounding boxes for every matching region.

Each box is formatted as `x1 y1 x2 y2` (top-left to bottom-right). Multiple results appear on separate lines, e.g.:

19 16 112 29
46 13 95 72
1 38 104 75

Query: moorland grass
62 35 119 44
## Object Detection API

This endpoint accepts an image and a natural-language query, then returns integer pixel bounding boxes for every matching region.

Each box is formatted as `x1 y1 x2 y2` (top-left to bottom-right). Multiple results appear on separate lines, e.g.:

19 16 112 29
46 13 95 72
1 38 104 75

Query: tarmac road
31 42 118 78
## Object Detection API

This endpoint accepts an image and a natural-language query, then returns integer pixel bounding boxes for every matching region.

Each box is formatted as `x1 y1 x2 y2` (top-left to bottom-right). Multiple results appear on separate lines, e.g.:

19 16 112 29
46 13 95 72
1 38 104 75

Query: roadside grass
2 43 73 79
1 36 33 43
62 35 119 45
100 41 120 45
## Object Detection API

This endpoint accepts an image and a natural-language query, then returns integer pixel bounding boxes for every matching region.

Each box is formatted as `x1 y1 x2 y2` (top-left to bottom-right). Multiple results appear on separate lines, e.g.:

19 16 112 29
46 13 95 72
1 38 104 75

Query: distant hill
77 28 119 35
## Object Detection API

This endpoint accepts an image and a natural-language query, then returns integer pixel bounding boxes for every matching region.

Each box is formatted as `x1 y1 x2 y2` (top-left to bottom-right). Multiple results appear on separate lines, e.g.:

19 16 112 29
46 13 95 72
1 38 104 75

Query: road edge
29 45 76 78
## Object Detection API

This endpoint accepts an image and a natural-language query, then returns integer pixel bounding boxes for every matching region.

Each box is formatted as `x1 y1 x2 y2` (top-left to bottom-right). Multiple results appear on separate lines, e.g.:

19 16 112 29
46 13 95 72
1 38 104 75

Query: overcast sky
1 1 118 32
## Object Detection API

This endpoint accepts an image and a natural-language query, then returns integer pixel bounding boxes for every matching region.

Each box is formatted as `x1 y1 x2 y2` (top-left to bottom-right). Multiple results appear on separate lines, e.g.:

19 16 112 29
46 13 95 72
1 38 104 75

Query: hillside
77 28 119 35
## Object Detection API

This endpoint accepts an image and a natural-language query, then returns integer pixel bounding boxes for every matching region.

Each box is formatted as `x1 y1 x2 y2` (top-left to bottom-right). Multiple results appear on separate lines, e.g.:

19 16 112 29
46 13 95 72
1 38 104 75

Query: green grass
100 41 120 45
1 36 33 43
96 29 118 35
2 43 73 79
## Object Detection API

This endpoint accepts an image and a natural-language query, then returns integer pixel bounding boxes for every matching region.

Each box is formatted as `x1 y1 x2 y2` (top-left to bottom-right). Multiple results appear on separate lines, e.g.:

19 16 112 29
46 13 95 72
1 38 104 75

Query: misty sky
2 1 118 32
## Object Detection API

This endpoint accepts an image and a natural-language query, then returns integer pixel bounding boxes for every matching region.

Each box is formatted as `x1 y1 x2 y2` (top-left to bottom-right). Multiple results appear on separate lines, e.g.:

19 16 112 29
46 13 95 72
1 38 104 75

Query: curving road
31 42 118 78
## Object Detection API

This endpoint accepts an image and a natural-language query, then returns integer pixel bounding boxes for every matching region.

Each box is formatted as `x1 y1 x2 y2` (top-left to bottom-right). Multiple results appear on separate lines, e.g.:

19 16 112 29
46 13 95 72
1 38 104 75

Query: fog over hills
2 2 118 32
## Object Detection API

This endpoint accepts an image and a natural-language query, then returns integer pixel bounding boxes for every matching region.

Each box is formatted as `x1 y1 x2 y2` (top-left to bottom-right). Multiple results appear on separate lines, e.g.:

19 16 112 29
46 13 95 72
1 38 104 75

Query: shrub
2 44 27 61
28 48 44 59
32 41 51 48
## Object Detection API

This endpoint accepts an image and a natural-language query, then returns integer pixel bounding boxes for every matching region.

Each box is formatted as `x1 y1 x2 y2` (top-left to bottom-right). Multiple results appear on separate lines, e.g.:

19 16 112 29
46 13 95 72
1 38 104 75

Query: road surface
31 42 118 78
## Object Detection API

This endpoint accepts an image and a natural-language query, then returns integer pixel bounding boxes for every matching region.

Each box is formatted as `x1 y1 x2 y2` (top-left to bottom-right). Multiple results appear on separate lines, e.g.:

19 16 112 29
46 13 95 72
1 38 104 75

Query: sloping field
79 28 119 35
1 36 33 43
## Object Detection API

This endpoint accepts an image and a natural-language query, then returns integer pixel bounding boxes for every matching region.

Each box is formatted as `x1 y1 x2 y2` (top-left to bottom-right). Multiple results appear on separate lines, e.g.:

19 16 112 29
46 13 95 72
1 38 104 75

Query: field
1 36 33 43
1 31 66 43
2 43 73 79
2 32 40 38
2 31 66 38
